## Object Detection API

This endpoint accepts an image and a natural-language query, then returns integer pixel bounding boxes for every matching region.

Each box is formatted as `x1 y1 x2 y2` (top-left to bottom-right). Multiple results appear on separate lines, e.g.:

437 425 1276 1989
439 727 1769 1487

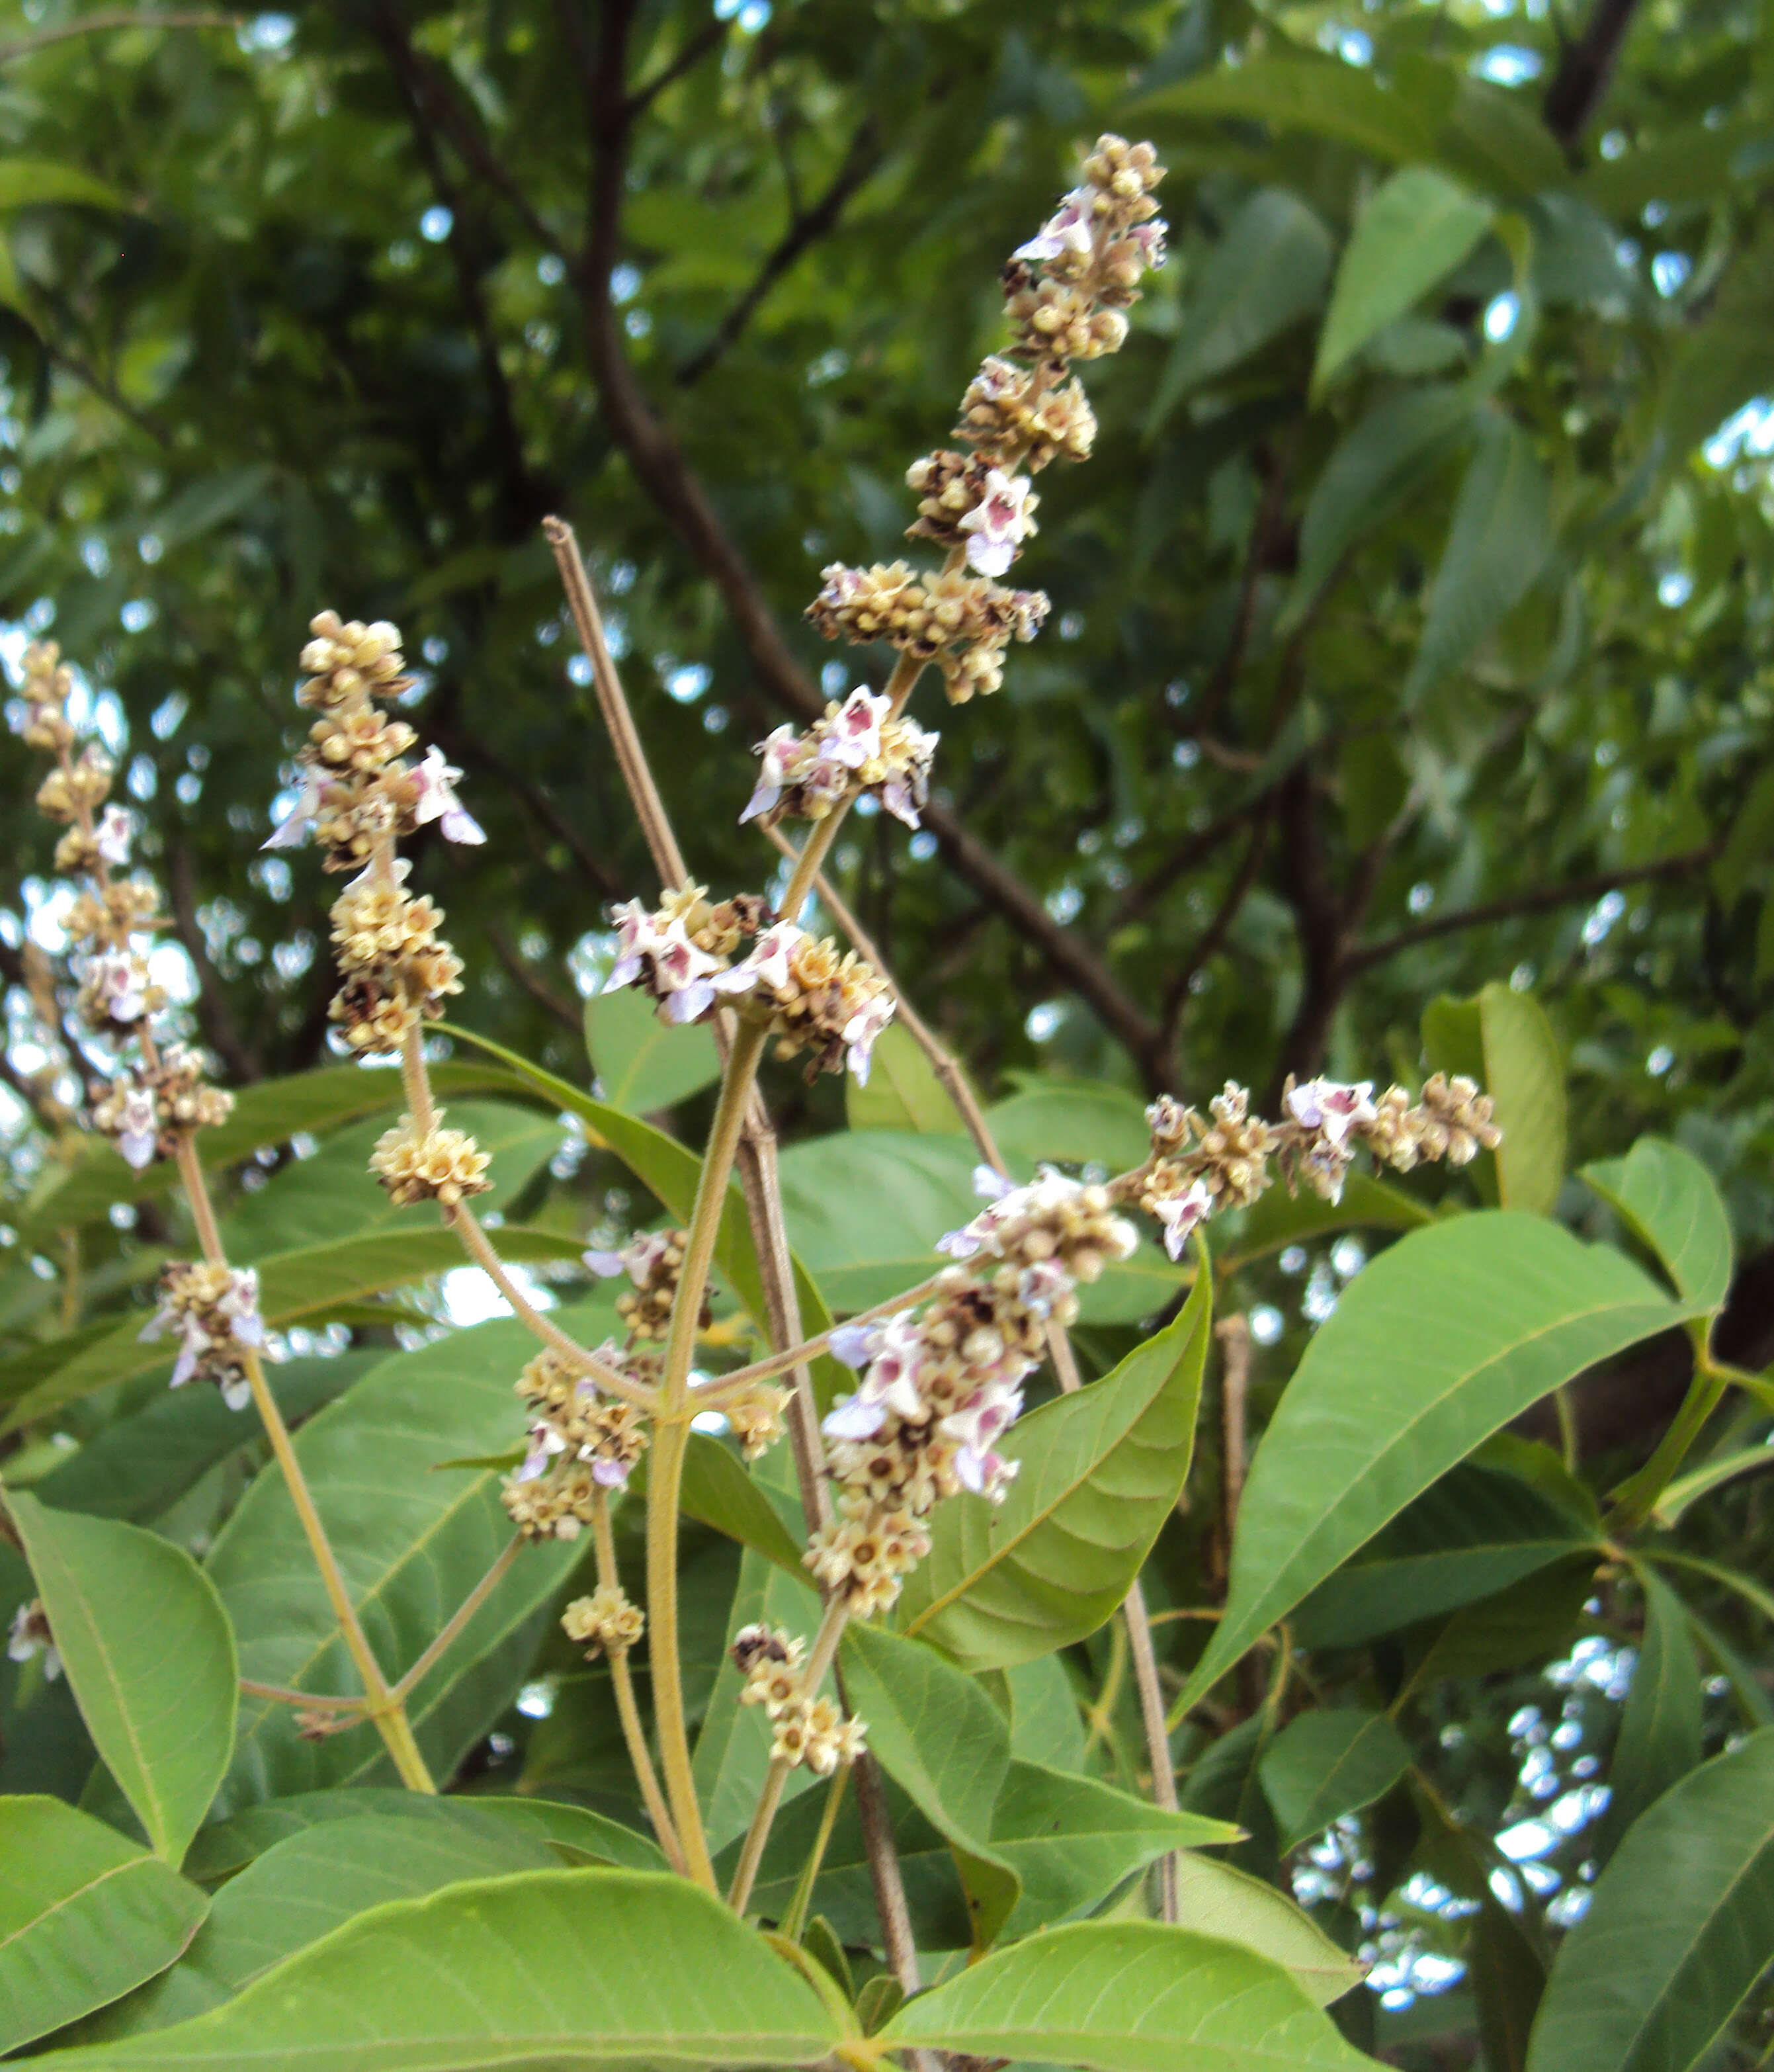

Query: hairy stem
644 1412 717 1887
778 1762 851 1942
591 1489 684 1874
728 1594 850 1913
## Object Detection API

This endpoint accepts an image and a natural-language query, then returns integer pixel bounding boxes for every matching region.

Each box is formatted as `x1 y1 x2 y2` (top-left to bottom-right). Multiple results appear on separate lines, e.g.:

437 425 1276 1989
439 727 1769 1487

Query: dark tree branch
1346 843 1720 973
1185 441 1293 743
165 838 263 1082
626 17 728 116
1265 765 1346 1105
1156 808 1273 1076
677 117 883 387
1542 0 1642 148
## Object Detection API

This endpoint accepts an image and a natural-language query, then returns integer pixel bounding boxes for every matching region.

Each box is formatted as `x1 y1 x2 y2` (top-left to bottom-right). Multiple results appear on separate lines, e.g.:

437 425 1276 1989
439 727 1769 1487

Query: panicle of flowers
734 1623 866 1776
369 1109 491 1208
741 687 938 830
562 1584 644 1660
140 1260 269 1410
809 1170 1136 1617
607 887 896 1085
501 1342 652 1541
9 642 235 1176
7 1598 60 1681
807 134 1164 706
1128 1074 1503 1260
585 1227 705 1342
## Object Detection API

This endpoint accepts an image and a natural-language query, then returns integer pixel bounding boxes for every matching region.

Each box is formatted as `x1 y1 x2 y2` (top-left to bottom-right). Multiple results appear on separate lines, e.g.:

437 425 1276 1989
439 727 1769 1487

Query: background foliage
2 1 1774 2067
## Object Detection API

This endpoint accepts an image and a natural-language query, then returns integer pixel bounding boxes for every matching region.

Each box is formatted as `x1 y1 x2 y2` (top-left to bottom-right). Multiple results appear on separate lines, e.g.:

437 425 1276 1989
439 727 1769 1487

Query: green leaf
1148 189 1333 427
694 1548 822 1854
1314 168 1493 396
1133 53 1437 165
34 1868 844 2070
1222 1170 1435 1273
838 1620 1020 1946
0 157 126 212
1179 1213 1687 1711
1283 383 1475 629
1406 1552 1596 1686
1423 980 1567 1215
1580 1135 1733 1313
900 1275 1211 1670
984 1080 1153 1170
1001 1650 1088 1769
1403 415 1551 701
1170 1852 1367 2005
0 1225 584 1432
202 1315 594 1807
846 1020 966 1134
1293 1459 1599 1648
675 1430 806 1576
584 983 721 1113
7 1492 237 1863
70 1813 562 2040
1651 1444 1774 1528
1525 1729 1774 2072
183 1787 665 1884
0 1796 208 2055
1258 1709 1412 1851
1662 219 1774 460
1594 1568 1702 1857
991 1760 1239 1938
881 1919 1372 2068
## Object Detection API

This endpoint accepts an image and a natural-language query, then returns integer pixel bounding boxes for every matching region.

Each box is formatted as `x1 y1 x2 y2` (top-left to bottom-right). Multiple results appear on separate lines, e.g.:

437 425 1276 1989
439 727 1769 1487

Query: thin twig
391 1535 523 1702
0 10 235 64
591 1487 685 1874
625 15 728 114
1217 1314 1251 1543
728 1594 849 1913
692 1273 941 1401
239 1678 366 1711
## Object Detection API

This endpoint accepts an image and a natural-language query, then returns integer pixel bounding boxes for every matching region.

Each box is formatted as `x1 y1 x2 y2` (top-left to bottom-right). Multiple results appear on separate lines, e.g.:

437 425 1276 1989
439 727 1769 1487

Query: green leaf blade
1259 1708 1412 1851
1580 1136 1734 1312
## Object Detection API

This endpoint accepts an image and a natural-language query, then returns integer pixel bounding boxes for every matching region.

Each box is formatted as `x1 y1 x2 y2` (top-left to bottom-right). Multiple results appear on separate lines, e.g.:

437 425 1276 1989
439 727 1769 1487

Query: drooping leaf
1423 980 1567 1216
839 1619 1020 1946
673 1430 806 1575
991 1760 1238 1938
33 1869 845 2071
1180 1213 1687 1709
0 157 127 212
201 1315 595 1808
183 1786 665 1885
1403 415 1552 702
1314 168 1493 395
1525 1729 1774 2072
1405 1554 1597 1687
584 982 721 1113
845 1020 966 1134
1148 189 1333 426
881 1919 1372 2068
1580 1135 1734 1313
70 1813 562 2039
8 1491 237 1863
1171 1851 1368 2005
1258 1708 1413 1851
1133 53 1437 164
1594 1567 1703 1857
0 1796 208 2055
900 1274 1212 1670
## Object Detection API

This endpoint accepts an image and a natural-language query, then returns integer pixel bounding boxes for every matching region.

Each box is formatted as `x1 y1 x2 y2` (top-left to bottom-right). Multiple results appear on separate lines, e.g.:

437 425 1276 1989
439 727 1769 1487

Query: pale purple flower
95 806 134 867
955 1444 1019 1500
263 768 325 851
1017 1258 1072 1318
842 991 896 1082
517 1423 566 1483
167 1315 212 1390
1013 186 1098 266
1132 220 1167 268
827 1321 877 1369
89 950 149 1024
828 689 889 768
591 1457 631 1490
409 745 486 845
973 1164 1014 1201
115 1086 159 1170
1285 1079 1376 1148
741 725 799 824
823 1394 888 1442
1153 1179 1214 1263
936 1228 981 1260
583 1248 626 1279
957 469 1036 579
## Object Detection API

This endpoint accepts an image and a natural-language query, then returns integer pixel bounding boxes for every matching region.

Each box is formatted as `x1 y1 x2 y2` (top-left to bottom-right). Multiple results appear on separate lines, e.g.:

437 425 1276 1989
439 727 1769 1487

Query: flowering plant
0 132 1762 2072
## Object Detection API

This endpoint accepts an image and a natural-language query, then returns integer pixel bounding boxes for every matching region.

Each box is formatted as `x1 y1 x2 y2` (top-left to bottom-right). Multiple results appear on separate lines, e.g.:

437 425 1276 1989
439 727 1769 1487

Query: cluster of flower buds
723 1379 790 1463
585 1229 705 1343
370 1109 491 1209
562 1584 645 1661
809 1170 1136 1616
7 1598 60 1681
1128 1074 1503 1261
607 891 896 1085
805 560 1050 705
265 613 484 871
9 642 235 1178
741 688 938 831
807 136 1163 708
140 1262 268 1410
734 1624 866 1776
91 1045 232 1171
326 855 464 1055
501 1344 651 1540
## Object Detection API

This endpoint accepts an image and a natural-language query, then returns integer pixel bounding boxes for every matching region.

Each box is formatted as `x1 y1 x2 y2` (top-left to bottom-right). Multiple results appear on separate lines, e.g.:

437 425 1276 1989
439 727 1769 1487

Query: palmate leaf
0 1796 208 2055
1179 1214 1689 1711
7 1492 237 1864
31 1869 845 2070
1525 1729 1774 2072
899 1273 1211 1671
202 1313 603 1808
880 1920 1373 2069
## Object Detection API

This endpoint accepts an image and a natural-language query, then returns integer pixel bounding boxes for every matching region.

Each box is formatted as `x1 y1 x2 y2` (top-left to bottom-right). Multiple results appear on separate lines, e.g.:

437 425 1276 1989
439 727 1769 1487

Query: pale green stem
779 1762 853 1942
728 1594 851 1915
591 1489 685 1875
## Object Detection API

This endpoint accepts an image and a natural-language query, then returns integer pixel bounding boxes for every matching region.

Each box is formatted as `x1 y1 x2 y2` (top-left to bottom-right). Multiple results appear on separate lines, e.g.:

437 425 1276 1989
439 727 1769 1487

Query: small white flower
1285 1079 1376 1149
827 1322 877 1369
1153 1179 1214 1262
89 951 149 1024
829 689 889 769
116 1087 159 1171
823 1394 888 1442
263 768 325 851
972 1164 1014 1201
1013 187 1098 266
740 725 799 824
957 469 1037 579
95 805 134 866
410 745 486 845
842 991 896 1083
7 1600 60 1680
